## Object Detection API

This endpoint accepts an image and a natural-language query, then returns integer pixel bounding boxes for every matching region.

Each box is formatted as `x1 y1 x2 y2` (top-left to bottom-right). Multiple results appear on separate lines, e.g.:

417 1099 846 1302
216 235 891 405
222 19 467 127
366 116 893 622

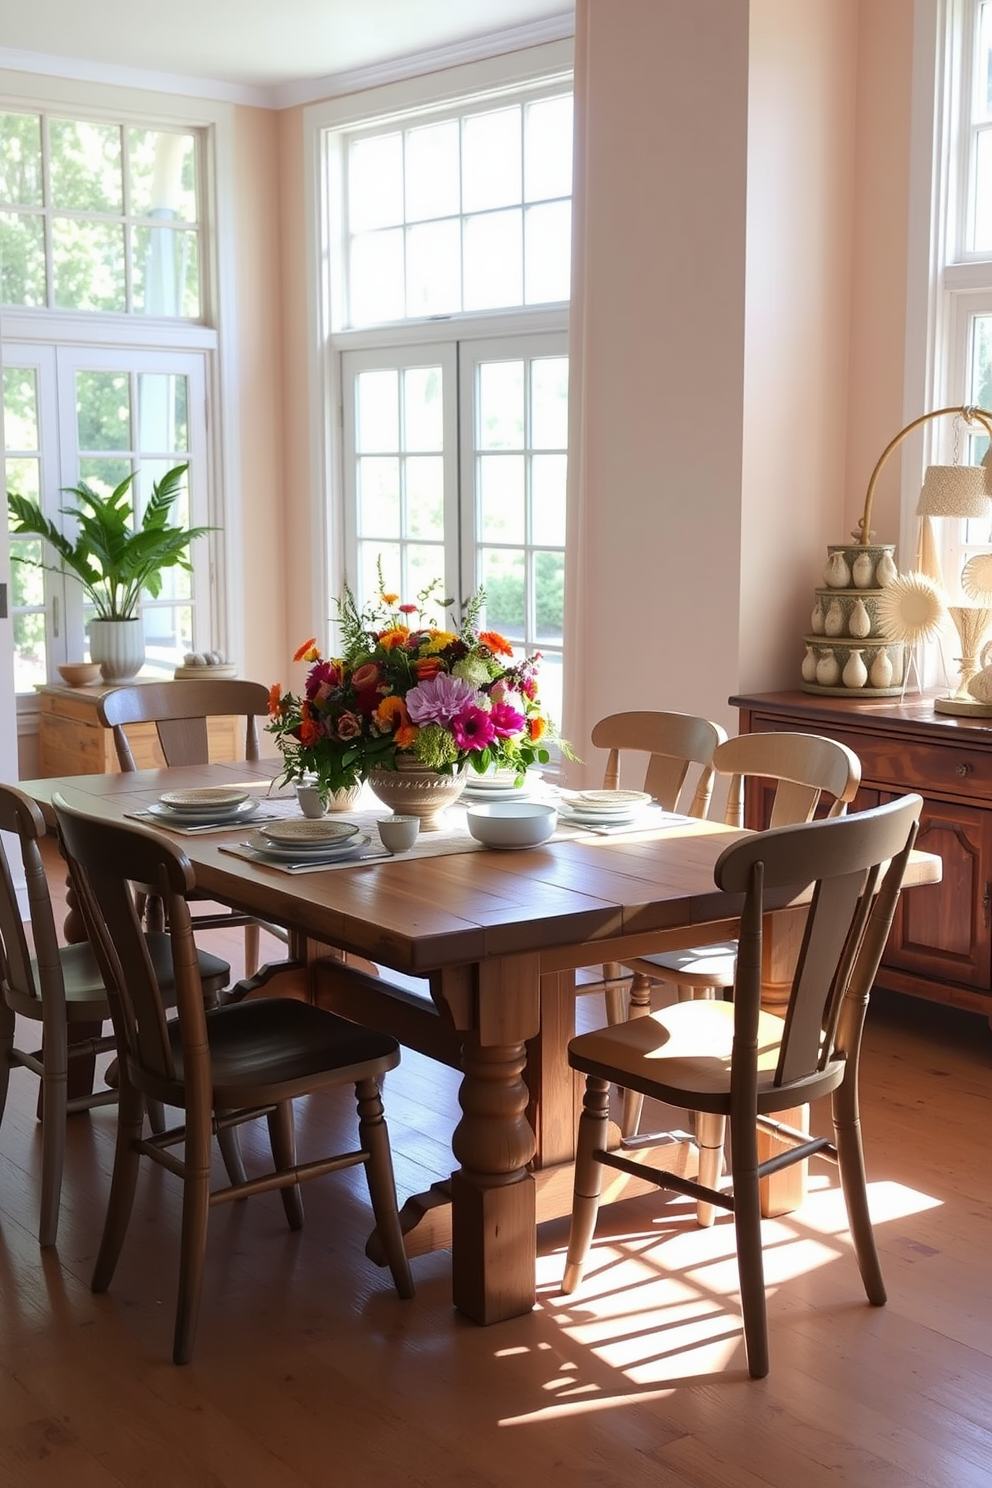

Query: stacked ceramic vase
801 544 906 696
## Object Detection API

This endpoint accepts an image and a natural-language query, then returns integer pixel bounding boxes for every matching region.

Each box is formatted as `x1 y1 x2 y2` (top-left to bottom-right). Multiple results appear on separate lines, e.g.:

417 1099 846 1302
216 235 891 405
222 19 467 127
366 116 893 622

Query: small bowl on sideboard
58 662 102 687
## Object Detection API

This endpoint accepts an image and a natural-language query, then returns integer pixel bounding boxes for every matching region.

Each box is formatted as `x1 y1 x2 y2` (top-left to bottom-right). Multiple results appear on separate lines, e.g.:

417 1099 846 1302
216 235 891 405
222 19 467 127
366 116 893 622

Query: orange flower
529 715 547 742
267 682 282 716
375 695 420 750
378 626 411 651
299 703 321 747
414 655 444 680
381 592 399 606
480 630 513 657
293 637 319 663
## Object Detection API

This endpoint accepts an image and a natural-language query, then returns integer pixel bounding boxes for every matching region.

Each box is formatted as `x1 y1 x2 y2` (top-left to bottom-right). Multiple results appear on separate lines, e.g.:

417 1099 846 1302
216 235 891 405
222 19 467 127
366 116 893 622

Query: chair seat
568 999 844 1113
11 934 230 1026
633 941 737 985
139 998 402 1108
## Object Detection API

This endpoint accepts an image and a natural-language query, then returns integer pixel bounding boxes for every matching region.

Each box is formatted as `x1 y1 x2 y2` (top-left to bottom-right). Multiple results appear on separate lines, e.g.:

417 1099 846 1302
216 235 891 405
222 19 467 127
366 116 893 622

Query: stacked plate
462 768 540 802
246 817 369 864
557 788 654 827
146 786 261 828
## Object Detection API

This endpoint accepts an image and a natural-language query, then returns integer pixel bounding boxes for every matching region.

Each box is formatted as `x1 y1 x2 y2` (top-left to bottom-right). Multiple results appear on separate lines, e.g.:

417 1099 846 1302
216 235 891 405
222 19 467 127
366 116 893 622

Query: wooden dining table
21 760 942 1327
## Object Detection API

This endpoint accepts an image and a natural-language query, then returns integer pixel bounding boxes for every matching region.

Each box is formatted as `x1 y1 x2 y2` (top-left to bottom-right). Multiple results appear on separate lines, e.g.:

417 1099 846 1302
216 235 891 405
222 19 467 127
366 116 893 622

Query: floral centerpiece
267 576 565 805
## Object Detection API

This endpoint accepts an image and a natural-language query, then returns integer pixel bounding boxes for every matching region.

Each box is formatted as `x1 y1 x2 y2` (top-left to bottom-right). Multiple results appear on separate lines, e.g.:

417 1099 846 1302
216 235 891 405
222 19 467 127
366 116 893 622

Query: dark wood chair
0 782 230 1246
97 679 285 975
52 793 414 1364
561 792 922 1378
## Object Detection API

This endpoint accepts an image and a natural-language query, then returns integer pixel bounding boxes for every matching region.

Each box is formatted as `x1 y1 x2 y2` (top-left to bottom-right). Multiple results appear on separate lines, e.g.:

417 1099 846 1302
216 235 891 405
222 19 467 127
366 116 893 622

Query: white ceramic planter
89 618 145 681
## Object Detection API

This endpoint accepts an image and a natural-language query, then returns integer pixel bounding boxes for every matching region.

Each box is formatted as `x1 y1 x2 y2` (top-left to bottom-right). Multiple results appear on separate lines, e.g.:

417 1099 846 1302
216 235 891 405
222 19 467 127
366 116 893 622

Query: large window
1 96 218 700
314 44 573 743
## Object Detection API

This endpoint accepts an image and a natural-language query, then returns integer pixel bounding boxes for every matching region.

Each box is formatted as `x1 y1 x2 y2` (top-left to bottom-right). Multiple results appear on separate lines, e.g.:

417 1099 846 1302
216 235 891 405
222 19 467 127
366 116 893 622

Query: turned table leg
440 953 541 1324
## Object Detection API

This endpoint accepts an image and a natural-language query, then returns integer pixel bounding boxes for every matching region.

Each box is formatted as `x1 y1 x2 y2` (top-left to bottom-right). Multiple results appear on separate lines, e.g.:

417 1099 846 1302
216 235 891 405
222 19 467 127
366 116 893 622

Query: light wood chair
97 679 283 976
53 793 415 1364
561 792 923 1378
0 782 230 1246
620 730 863 1012
586 710 729 1023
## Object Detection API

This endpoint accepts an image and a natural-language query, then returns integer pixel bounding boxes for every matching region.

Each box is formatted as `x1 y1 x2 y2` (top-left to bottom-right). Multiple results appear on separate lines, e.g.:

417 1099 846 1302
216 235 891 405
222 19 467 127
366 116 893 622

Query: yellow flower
293 637 320 663
424 629 459 653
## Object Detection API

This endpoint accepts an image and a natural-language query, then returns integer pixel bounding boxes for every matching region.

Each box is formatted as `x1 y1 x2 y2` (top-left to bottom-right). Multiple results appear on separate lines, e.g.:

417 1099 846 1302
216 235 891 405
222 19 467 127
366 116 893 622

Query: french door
340 330 568 728
3 343 210 699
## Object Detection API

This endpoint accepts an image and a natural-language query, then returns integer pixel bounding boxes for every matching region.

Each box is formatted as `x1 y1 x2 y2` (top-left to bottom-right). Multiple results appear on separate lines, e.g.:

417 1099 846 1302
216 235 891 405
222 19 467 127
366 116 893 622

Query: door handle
983 882 991 930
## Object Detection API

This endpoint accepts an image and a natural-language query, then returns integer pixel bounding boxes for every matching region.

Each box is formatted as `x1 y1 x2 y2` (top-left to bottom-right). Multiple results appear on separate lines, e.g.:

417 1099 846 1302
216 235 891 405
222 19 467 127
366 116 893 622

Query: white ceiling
0 0 574 107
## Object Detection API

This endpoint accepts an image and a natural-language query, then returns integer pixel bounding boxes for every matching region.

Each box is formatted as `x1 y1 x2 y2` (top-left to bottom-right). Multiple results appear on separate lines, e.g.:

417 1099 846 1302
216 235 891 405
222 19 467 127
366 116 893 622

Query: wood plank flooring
0 839 989 1487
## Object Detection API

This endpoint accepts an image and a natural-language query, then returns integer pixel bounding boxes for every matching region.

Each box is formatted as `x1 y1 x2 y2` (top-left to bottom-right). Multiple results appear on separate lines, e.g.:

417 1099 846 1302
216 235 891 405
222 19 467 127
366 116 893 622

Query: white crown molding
0 47 270 108
272 13 575 109
0 14 574 113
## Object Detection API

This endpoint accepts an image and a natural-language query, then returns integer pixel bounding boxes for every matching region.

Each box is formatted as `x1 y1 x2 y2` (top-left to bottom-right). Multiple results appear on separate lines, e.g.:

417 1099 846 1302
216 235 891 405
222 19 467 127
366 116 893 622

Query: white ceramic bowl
465 800 558 849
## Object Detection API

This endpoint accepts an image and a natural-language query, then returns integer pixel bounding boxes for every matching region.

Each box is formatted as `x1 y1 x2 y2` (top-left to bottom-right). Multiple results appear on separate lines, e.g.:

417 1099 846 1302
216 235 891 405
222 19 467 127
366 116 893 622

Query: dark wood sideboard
731 689 992 1020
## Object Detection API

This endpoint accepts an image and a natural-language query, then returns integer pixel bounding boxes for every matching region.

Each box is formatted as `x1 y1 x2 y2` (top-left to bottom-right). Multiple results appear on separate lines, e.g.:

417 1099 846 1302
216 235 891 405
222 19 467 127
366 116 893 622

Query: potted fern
7 463 213 680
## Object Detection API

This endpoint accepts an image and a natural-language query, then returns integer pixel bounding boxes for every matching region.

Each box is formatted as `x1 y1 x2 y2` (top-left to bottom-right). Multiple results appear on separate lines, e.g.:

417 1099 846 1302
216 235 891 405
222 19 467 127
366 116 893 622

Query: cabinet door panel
885 798 992 991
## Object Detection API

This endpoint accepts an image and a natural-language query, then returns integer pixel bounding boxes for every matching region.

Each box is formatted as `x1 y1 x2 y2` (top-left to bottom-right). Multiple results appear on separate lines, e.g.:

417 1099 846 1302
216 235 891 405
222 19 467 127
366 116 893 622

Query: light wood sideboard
731 689 992 1019
36 682 241 777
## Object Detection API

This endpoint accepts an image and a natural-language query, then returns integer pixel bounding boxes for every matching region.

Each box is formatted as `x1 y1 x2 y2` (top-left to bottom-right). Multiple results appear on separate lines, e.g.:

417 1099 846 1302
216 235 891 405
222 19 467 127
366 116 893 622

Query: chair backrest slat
591 710 728 818
0 785 62 1009
98 679 270 770
53 794 204 1085
716 794 922 1094
713 731 862 829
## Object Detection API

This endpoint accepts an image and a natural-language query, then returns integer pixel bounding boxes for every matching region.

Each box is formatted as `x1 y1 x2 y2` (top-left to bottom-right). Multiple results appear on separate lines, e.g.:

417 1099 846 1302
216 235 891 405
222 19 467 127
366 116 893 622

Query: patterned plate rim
159 787 250 810
258 818 361 845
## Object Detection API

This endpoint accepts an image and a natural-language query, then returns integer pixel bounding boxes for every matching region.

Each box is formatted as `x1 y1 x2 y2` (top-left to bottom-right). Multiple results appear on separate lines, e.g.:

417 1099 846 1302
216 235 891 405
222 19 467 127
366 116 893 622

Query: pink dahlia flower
405 673 477 725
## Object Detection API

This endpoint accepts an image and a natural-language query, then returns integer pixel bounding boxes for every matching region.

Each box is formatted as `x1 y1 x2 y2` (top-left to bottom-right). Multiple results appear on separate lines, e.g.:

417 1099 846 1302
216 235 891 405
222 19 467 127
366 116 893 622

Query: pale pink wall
739 0 859 693
564 0 917 785
844 0 915 551
564 0 750 783
230 105 287 697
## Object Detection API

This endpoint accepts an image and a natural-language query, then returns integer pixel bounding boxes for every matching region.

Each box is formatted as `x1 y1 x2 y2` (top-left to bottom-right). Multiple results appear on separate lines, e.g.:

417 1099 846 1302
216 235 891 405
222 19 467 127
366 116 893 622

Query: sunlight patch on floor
523 1174 945 1403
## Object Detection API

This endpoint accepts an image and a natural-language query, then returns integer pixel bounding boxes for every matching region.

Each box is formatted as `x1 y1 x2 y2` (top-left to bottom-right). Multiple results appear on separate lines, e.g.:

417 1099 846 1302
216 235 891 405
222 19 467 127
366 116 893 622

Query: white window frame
304 40 574 622
0 68 246 734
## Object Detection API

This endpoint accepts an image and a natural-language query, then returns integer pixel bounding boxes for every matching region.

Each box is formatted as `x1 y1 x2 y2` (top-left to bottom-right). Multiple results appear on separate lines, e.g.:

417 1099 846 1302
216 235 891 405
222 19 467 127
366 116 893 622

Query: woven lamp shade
917 464 992 518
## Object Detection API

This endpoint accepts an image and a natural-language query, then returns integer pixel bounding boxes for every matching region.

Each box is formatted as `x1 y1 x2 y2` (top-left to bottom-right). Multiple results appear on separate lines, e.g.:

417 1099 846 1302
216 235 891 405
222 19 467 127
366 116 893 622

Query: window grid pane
342 88 572 328
354 365 447 606
0 108 203 317
473 355 568 681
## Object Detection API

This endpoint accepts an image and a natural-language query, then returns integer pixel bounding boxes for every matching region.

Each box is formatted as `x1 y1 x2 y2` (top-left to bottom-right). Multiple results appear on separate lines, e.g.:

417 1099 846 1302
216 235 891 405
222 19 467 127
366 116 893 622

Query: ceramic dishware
296 783 326 819
465 800 558 848
377 815 420 853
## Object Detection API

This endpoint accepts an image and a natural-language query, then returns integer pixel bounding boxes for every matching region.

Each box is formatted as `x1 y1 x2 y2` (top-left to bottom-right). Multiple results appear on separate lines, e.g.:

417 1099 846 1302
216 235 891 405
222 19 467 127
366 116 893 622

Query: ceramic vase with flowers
267 569 568 828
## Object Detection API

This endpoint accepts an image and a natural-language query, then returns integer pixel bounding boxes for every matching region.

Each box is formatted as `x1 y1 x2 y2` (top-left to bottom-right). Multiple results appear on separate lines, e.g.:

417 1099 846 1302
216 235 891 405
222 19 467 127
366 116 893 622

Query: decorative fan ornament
916 516 945 589
961 552 992 601
875 571 945 644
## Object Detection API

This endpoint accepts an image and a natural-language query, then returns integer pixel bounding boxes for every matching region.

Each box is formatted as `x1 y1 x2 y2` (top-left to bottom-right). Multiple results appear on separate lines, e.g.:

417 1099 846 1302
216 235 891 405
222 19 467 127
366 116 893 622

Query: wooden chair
52 793 414 1364
586 710 729 1023
620 730 863 1012
0 782 230 1247
561 792 923 1378
97 679 283 976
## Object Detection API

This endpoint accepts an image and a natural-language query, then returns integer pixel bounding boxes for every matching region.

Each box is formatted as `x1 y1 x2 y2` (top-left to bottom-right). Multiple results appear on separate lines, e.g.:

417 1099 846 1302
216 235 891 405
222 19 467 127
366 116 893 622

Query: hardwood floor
1 842 990 1486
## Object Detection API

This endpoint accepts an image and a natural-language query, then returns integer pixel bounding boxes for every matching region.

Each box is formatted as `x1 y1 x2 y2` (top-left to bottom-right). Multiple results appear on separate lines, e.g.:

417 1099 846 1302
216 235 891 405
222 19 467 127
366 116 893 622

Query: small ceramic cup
377 815 420 853
296 783 326 819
